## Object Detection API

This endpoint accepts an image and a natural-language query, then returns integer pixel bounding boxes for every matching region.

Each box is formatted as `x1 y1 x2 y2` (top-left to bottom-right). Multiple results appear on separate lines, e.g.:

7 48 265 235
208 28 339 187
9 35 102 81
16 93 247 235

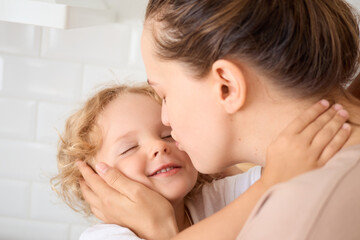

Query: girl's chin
157 188 190 204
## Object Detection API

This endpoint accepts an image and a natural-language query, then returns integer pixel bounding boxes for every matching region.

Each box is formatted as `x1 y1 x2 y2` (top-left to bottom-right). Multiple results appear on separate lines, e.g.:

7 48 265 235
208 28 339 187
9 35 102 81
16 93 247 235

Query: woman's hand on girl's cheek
262 100 351 188
77 161 179 240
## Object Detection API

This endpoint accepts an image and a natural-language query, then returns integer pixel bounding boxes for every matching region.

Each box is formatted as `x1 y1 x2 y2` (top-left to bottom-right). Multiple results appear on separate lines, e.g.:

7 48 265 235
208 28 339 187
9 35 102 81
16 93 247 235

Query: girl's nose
151 140 170 158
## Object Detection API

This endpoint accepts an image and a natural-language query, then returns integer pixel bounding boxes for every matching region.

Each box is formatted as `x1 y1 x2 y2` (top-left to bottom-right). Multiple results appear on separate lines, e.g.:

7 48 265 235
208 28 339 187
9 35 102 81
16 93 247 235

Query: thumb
95 162 110 176
95 162 143 199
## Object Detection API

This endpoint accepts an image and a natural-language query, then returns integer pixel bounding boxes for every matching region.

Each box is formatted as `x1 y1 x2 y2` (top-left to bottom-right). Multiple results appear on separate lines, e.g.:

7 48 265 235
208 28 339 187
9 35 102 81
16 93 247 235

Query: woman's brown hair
145 0 360 98
348 74 360 98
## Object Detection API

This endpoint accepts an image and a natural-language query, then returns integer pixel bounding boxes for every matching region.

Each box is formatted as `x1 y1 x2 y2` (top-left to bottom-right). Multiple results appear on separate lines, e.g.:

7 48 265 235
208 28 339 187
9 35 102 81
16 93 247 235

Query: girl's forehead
101 93 162 127
112 93 158 109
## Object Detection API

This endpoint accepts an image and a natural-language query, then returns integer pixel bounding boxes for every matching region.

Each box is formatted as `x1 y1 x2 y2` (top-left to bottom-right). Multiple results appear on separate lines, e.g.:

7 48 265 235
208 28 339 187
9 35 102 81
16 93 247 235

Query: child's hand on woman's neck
229 75 360 167
336 92 360 148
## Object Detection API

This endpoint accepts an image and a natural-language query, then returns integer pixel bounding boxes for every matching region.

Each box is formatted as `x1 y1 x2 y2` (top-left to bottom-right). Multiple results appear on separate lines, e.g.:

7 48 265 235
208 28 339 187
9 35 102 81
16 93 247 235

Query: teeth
155 166 175 175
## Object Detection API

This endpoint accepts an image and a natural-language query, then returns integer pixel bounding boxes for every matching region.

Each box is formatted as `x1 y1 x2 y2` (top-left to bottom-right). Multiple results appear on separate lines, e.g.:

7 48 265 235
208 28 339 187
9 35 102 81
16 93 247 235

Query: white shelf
0 0 117 29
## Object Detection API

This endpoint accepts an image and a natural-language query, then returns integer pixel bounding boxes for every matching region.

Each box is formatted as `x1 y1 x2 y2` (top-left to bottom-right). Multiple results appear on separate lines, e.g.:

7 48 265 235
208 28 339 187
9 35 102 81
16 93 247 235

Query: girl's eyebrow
113 131 137 144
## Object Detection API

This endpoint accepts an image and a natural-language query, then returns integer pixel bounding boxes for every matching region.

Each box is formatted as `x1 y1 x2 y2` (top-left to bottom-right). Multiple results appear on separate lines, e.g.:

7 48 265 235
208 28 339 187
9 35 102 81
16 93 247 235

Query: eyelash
162 135 173 140
121 135 172 155
121 146 137 155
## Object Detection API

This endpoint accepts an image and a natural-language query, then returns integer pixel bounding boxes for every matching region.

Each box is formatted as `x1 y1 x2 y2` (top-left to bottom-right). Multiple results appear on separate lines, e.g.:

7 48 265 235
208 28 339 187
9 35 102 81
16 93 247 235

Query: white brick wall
0 1 358 239
0 22 41 56
0 1 147 239
0 98 37 140
41 24 133 67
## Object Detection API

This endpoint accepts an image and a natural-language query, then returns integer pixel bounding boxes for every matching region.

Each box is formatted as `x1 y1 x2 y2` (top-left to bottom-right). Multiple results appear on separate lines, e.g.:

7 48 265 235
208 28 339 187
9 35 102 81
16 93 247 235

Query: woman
79 0 360 239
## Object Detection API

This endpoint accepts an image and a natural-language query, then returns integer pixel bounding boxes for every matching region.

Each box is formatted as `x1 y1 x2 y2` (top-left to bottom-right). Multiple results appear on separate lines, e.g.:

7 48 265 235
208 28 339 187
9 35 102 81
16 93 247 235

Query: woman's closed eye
162 135 174 141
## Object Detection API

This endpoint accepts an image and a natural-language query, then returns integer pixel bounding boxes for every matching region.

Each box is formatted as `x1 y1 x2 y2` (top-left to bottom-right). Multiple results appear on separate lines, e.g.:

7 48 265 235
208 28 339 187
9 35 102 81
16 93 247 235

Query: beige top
237 144 360 240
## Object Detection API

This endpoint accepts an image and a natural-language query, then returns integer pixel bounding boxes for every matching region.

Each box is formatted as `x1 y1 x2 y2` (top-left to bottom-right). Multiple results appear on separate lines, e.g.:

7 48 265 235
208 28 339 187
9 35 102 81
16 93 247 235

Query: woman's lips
175 141 184 151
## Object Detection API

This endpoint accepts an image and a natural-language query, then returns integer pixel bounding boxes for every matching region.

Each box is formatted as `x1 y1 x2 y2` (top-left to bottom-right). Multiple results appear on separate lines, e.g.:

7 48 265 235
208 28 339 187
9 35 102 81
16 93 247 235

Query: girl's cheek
116 156 147 179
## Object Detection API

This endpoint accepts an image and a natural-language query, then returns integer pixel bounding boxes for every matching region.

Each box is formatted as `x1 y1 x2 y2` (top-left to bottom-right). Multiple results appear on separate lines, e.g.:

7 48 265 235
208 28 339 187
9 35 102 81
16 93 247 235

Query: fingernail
333 103 343 111
320 99 330 108
338 109 349 118
342 123 351 130
96 162 109 175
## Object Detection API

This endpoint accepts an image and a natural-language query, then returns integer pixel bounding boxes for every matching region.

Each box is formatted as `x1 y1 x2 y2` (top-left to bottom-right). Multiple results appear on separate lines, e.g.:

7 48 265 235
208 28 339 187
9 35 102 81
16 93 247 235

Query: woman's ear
211 59 247 114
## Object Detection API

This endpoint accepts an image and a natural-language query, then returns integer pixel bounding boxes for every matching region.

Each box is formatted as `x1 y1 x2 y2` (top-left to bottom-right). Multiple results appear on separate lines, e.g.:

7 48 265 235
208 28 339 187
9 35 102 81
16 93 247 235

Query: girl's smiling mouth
148 164 182 177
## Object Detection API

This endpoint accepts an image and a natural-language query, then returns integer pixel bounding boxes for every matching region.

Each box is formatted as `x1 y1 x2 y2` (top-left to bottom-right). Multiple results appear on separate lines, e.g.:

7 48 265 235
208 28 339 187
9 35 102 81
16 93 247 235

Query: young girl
78 0 360 239
54 84 347 240
52 84 261 239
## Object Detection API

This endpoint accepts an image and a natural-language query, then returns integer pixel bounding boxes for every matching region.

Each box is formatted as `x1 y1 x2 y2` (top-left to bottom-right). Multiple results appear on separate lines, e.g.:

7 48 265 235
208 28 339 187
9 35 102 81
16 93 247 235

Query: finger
311 109 349 147
79 178 102 209
96 162 144 200
317 123 351 166
310 109 349 160
300 104 341 141
77 161 117 198
284 100 330 134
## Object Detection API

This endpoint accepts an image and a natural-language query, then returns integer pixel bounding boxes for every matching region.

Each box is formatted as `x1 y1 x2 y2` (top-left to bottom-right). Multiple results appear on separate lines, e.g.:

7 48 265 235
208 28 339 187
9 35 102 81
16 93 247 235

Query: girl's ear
211 59 247 114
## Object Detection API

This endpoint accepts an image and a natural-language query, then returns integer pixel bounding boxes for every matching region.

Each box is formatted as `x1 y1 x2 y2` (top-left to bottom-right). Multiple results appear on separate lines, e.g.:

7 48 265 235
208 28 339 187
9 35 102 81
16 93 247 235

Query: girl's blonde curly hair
51 83 215 217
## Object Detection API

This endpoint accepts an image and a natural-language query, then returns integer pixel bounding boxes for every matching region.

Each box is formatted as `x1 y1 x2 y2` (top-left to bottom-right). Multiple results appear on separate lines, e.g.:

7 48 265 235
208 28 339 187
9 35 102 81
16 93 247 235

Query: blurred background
0 0 147 239
0 0 359 239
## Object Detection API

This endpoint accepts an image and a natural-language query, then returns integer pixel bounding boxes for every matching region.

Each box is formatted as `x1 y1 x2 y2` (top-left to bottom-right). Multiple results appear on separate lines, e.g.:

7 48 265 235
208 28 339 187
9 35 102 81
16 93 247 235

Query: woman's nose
161 103 170 127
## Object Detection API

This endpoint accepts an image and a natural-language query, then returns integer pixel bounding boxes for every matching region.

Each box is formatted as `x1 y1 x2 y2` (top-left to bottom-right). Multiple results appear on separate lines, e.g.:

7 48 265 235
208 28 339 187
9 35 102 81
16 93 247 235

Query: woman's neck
232 87 360 166
268 90 360 151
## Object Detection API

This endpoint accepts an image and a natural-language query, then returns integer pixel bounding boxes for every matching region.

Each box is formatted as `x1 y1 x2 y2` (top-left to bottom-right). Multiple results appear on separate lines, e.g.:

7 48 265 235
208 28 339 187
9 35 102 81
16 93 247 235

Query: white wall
0 1 359 239
0 1 148 239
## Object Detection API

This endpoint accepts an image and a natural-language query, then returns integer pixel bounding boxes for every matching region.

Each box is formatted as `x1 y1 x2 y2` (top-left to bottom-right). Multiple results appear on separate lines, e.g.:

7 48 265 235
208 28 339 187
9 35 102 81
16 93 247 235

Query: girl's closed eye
120 145 138 155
